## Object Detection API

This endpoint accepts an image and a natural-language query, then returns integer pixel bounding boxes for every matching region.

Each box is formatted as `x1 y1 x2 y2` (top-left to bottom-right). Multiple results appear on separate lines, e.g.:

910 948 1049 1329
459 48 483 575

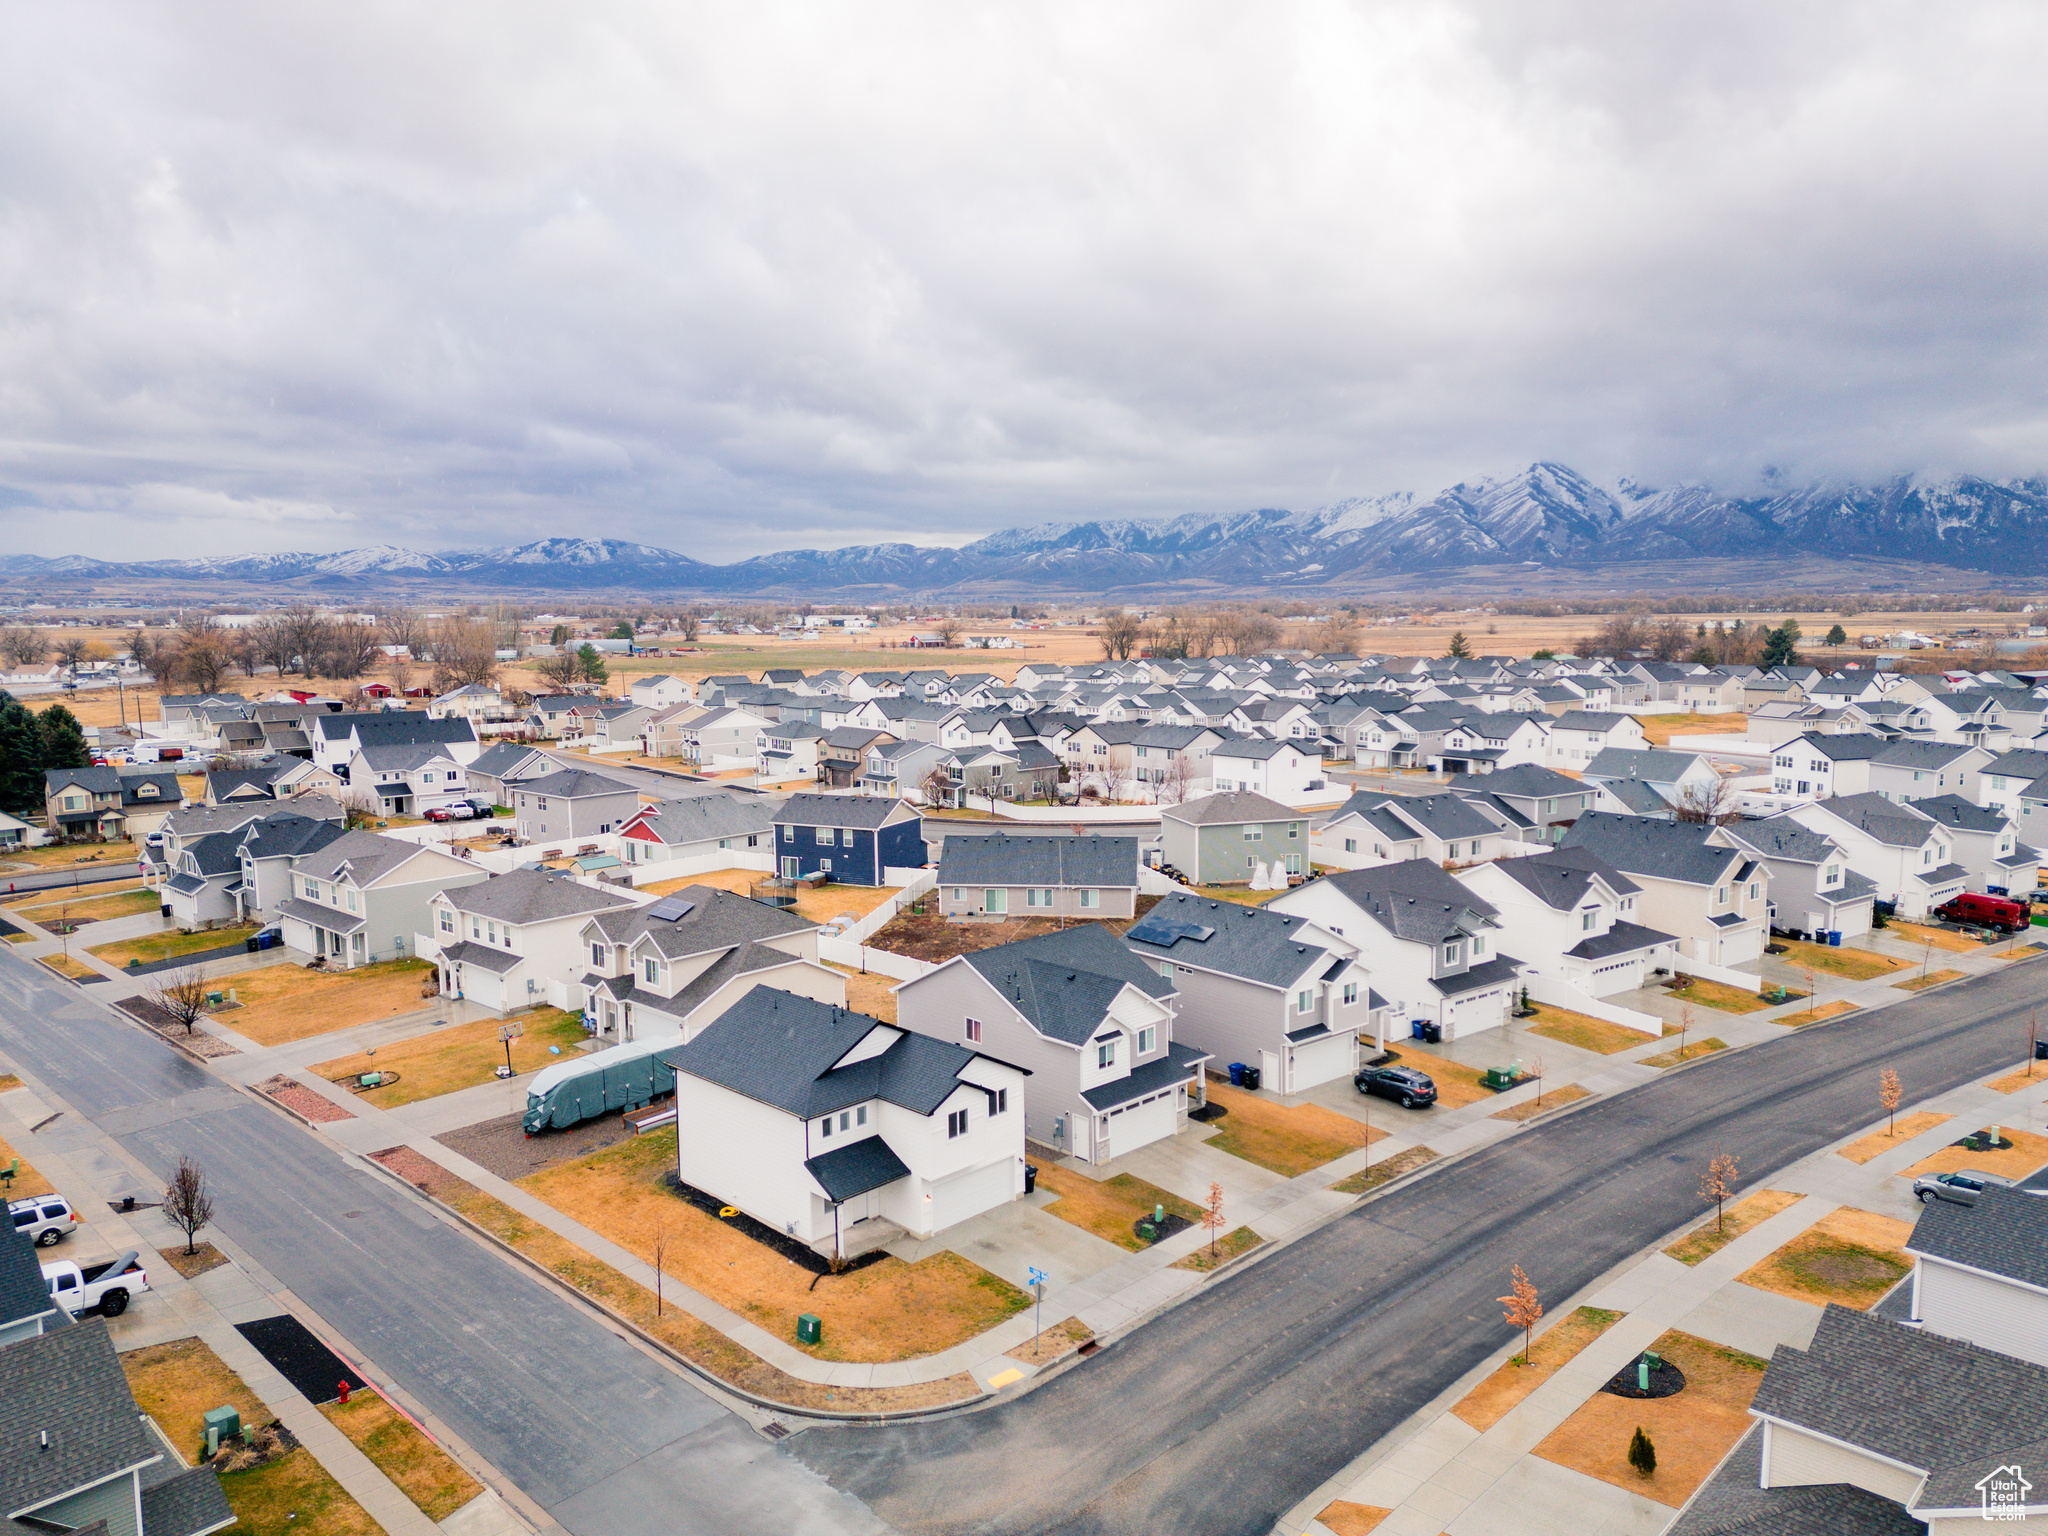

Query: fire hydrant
338 1381 351 1406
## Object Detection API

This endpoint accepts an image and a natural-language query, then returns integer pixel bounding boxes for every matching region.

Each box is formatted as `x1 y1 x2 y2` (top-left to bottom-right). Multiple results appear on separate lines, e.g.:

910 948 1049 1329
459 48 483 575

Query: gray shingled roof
1585 747 1706 783
1663 1424 1923 1536
139 1462 234 1536
0 1319 162 1519
0 1222 53 1334
1724 814 1838 865
1446 764 1588 800
442 869 638 924
295 830 435 886
804 1136 912 1202
1308 859 1502 945
1080 1042 1209 1109
1910 1183 2048 1294
517 768 636 800
775 792 912 830
315 710 478 747
1160 790 1300 827
936 835 1138 890
1559 812 1743 886
1872 738 1980 770
961 924 1174 1045
1487 847 1641 909
1566 918 1676 959
623 794 772 845
468 742 550 780
584 883 813 961
1818 793 1941 849
1599 778 1676 815
1909 793 2008 833
356 741 462 772
1124 891 1333 988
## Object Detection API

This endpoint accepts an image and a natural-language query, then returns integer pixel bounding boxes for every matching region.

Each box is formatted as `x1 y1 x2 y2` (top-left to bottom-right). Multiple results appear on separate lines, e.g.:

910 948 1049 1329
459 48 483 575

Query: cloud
1 1 2045 562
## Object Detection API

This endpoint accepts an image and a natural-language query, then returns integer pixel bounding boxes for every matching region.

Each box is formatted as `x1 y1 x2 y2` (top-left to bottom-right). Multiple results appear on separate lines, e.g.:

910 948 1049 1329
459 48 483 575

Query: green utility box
203 1405 240 1449
797 1313 822 1346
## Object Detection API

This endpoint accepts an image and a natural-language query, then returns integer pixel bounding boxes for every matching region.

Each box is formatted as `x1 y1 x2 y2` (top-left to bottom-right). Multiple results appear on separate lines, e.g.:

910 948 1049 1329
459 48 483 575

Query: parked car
42 1251 149 1316
423 804 476 823
1913 1168 2016 1206
9 1195 78 1248
1354 1064 1438 1109
464 798 498 817
1934 892 2030 933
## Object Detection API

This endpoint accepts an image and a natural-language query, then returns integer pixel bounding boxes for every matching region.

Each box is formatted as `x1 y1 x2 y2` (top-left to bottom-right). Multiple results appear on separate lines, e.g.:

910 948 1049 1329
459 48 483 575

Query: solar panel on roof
647 897 696 922
1126 913 1215 946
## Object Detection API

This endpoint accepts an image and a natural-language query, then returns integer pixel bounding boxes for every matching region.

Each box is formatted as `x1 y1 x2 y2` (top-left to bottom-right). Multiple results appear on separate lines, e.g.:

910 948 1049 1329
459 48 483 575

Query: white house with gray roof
1544 710 1649 768
1722 813 1876 941
935 834 1140 920
1312 790 1518 872
1868 739 1993 805
1558 811 1771 966
579 884 842 1043
1907 794 2038 895
897 923 1203 1165
1207 737 1322 801
425 868 640 1013
616 793 774 871
1455 847 1677 1002
277 830 486 969
346 742 472 817
512 768 641 842
1125 891 1379 1091
663 990 1029 1256
1784 794 1967 920
465 742 553 806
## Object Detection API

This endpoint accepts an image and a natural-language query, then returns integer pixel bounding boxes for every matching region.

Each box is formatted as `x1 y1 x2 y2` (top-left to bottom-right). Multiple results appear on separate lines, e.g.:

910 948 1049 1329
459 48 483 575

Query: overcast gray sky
3 2 2045 562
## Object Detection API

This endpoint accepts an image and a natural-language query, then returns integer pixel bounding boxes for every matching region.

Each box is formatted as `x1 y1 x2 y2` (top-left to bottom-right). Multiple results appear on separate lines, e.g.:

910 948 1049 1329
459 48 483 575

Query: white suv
10 1195 78 1248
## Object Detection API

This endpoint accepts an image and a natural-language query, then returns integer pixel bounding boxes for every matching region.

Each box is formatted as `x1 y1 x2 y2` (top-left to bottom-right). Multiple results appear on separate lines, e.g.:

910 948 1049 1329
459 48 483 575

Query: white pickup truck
42 1251 149 1317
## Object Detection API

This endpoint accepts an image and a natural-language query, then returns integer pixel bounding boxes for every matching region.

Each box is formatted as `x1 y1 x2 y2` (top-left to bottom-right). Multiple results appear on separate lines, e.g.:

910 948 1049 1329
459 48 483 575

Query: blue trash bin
1227 1062 1246 1087
1829 931 1842 947
1410 1019 1428 1040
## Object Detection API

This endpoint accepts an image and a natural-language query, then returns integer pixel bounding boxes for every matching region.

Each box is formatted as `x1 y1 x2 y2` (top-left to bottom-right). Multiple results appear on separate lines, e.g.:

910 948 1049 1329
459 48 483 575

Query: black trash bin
1421 1023 1443 1045
1023 1164 1038 1195
1241 1065 1262 1091
2035 1039 2048 1061
245 937 259 953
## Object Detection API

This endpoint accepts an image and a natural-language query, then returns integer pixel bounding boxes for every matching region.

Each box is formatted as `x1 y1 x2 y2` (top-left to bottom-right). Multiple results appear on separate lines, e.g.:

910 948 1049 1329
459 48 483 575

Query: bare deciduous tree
379 606 425 657
677 609 703 643
146 968 212 1035
52 635 91 672
1499 1264 1542 1365
1671 776 1739 824
132 634 184 687
933 615 963 647
178 635 234 694
1098 611 1144 661
246 616 294 678
320 620 384 680
1880 1067 1903 1135
279 604 331 678
0 626 49 669
431 617 501 689
919 764 954 808
1699 1148 1740 1232
1152 755 1192 807
1200 1180 1226 1260
163 1156 214 1256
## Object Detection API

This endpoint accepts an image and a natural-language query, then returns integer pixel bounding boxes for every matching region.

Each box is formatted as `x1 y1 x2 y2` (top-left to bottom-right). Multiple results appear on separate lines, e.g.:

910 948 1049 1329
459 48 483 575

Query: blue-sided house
772 793 927 886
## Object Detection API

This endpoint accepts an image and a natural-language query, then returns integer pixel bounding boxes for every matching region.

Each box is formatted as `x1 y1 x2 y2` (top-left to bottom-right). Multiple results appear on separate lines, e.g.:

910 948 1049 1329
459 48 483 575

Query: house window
1096 1041 1116 1069
1442 943 1460 966
304 878 319 898
1580 909 1596 931
1297 989 1313 1013
471 919 481 938
1288 825 1299 839
952 888 964 901
1078 889 1099 909
1342 981 1359 1005
965 1018 982 1043
856 1106 866 1126
1748 882 1759 900
820 857 832 873
1717 886 1729 905
985 890 1007 913
1472 935 1487 956
1244 827 1262 841
947 1108 969 1138
487 922 497 944
1159 961 1174 979
984 1088 1008 1115
592 943 605 967
1026 889 1053 908
439 910 453 934
644 957 659 984
1137 1025 1155 1054
346 888 357 912
819 1115 833 1139
1344 838 1357 853
783 825 794 841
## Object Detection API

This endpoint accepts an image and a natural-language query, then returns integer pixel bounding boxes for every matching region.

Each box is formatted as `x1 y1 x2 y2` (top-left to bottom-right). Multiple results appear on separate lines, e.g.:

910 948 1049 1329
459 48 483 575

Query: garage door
1105 1092 1177 1160
1290 1032 1355 1091
928 1159 1014 1232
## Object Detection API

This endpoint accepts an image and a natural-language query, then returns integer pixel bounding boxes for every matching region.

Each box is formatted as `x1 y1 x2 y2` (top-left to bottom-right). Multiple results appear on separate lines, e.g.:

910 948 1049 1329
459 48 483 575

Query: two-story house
1768 731 1891 801
898 924 1204 1165
1159 791 1309 885
772 794 926 886
1125 891 1380 1091
935 834 1140 920
347 743 472 817
1311 790 1516 872
1207 738 1322 800
512 768 641 842
1545 711 1650 769
42 765 183 841
1429 712 1551 775
629 674 693 711
1721 814 1876 942
312 710 480 778
464 741 553 807
580 884 843 1042
1129 724 1225 802
616 793 774 870
1868 740 1994 804
642 704 769 769
1268 860 1515 1043
1558 811 1770 966
936 743 1061 808
665 990 1030 1256
278 830 487 968
1906 795 2038 895
427 869 640 1013
1448 764 1602 847
819 726 898 789
227 811 348 926
756 721 825 783
857 738 950 801
1784 793 1968 920
1455 847 1678 1001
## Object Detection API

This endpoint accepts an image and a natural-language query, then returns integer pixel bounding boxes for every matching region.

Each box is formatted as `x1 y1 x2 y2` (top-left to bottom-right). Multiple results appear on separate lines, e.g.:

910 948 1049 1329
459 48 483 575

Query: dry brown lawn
373 1146 977 1413
0 839 140 870
822 962 898 1023
1524 1004 1658 1055
0 1133 57 1201
86 923 257 968
1375 1046 1495 1108
1531 1330 1767 1509
519 1129 1029 1362
1663 1190 1802 1265
1888 920 1980 955
122 1336 267 1455
1990 1065 2048 1094
1669 976 1785 1014
1329 1145 1438 1196
321 1391 482 1521
1771 939 1908 980
1201 1083 1379 1175
1635 713 1751 747
8 886 159 925
1737 1207 1913 1309
1453 1306 1625 1432
791 884 897 925
1837 1111 1952 1164
1491 1083 1591 1121
1172 1226 1264 1272
641 868 757 899
1004 1316 1093 1364
1780 1000 1859 1027
156 1243 229 1280
209 958 437 1045
1643 1037 1728 1068
1900 1125 2048 1183
1035 1164 1202 1252
1894 967 1966 991
312 1009 588 1107
1314 1502 1393 1536
38 953 96 980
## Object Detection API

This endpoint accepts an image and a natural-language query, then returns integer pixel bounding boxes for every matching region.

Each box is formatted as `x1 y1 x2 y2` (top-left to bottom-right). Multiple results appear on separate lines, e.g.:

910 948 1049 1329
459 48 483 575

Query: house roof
233 813 345 865
1124 891 1333 988
804 1136 913 1203
1909 1182 2048 1295
1309 859 1502 945
1446 764 1589 800
517 768 636 800
1210 737 1305 761
140 1464 237 1536
960 923 1174 1046
1908 794 2009 834
1080 1041 1210 1110
1558 811 1744 886
467 742 550 780
0 1319 162 1519
1424 952 1523 996
1661 1423 1927 1536
1566 918 1677 959
441 869 637 925
1486 847 1641 909
1355 791 1503 841
775 792 913 830
936 835 1138 890
0 1221 53 1333
1550 711 1637 732
586 883 813 960
294 830 436 886
434 938 520 973
357 741 462 773
315 710 478 748
1160 790 1300 827
622 794 773 845
1584 747 1705 784
1816 793 1942 849
1872 738 1982 770
1723 814 1839 865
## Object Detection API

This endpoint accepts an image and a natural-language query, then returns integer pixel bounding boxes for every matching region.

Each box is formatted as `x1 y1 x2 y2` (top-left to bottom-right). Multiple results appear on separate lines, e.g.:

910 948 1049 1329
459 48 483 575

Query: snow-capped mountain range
5 465 2046 596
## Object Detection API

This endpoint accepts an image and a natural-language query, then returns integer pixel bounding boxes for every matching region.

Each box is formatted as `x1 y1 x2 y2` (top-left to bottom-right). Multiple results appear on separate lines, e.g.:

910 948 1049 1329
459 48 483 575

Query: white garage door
1290 1032 1355 1092
928 1159 1014 1232
1104 1092 1177 1160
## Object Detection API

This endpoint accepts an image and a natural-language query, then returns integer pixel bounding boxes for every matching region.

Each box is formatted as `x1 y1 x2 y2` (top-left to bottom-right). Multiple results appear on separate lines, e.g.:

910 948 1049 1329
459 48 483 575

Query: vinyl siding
1918 1257 2048 1370
1761 1421 1922 1503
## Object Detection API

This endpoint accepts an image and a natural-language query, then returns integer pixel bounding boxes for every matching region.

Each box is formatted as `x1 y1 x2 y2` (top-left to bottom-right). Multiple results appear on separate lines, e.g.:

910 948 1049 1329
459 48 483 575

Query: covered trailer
522 1036 677 1134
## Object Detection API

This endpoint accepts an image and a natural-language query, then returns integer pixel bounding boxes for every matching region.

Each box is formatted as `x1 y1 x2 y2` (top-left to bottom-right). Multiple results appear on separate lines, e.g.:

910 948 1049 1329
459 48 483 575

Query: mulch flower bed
114 997 239 1059
255 1074 355 1123
1601 1354 1687 1400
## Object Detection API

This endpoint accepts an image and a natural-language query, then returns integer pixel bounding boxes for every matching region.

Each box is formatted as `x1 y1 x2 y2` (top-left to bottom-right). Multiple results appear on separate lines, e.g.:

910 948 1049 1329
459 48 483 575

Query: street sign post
1027 1265 1047 1354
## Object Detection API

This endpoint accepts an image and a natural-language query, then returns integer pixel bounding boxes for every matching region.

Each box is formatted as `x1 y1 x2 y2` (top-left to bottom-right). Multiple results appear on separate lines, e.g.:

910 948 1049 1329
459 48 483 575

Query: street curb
356 1151 995 1427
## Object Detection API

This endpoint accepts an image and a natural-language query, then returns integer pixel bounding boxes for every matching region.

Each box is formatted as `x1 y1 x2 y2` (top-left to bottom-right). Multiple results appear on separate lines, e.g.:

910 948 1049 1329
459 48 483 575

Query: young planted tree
1499 1264 1542 1365
1678 1002 1695 1060
1628 1426 1657 1480
1201 1181 1226 1260
1700 1148 1740 1232
1801 965 1818 1023
1880 1067 1903 1135
163 1156 214 1256
146 968 213 1036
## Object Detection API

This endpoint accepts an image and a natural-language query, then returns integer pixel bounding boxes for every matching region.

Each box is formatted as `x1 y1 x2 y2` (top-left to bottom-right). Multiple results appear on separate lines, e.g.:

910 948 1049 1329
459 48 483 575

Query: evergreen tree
576 644 608 685
549 624 569 646
610 622 634 640
1628 1426 1657 1479
1825 623 1848 646
0 697 44 816
1760 620 1802 669
37 705 89 772
1446 631 1473 660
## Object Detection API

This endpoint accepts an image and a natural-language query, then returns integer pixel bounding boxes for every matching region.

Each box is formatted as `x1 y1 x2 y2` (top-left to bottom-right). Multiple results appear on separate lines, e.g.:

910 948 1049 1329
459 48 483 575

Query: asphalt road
0 948 884 1536
0 860 146 896
795 955 2048 1536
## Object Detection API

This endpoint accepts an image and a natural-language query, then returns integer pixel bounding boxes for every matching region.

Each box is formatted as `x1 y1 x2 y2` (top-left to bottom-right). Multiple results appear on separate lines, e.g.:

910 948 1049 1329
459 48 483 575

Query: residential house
203 757 346 806
427 868 640 1013
512 769 641 842
1447 764 1601 847
0 810 31 851
616 794 775 870
312 710 480 778
1558 811 1770 966
642 705 769 769
278 831 487 968
229 811 349 924
664 989 1030 1254
1768 731 1891 800
756 722 825 783
1906 1183 2048 1370
1545 711 1649 769
1268 860 1516 1043
346 743 472 817
1159 791 1309 885
158 828 254 931
1456 847 1679 1000
1907 795 2039 895
427 684 513 729
1428 712 1551 775
465 742 553 807
772 794 927 885
898 924 1203 1165
1207 738 1322 800
935 834 1140 919
580 884 842 1043
41 765 183 840
1583 748 1722 818
1129 724 1225 803
1978 747 2048 820
526 694 593 741
857 738 950 801
1125 891 1378 1090
1868 740 1994 804
629 674 693 710
819 726 897 789
1722 815 1876 941
1784 793 1969 920
937 743 1062 807
1311 790 1517 871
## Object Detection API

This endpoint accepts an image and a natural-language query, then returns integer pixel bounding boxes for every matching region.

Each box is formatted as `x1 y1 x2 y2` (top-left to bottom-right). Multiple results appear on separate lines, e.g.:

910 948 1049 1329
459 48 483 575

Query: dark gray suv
1354 1065 1437 1109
